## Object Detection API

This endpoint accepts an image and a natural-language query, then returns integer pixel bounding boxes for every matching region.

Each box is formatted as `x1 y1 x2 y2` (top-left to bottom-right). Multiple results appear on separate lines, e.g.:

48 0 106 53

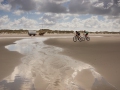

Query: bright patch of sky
0 0 120 31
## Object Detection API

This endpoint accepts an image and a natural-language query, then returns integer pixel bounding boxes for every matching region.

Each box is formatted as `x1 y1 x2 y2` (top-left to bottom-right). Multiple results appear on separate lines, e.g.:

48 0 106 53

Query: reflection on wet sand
0 76 35 90
0 37 117 90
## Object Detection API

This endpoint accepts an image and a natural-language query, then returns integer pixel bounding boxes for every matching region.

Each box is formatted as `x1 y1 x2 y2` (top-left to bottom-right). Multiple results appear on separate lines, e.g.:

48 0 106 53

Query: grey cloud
97 0 113 8
8 0 36 11
38 1 67 13
52 0 69 3
7 0 67 13
5 0 120 17
107 16 120 19
113 0 120 5
69 0 90 14
68 0 120 16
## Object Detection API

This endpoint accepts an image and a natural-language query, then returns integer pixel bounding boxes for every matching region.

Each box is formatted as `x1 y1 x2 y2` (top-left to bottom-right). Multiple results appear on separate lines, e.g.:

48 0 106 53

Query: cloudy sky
0 0 120 31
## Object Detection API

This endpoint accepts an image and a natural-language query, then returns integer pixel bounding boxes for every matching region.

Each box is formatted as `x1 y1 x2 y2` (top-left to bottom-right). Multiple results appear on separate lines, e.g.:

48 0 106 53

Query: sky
0 0 120 31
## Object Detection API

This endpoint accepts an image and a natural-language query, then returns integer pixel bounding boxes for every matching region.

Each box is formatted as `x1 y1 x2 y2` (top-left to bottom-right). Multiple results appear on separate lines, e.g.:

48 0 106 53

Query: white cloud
13 10 24 16
0 16 39 30
12 17 38 29
0 0 11 11
35 12 41 15
0 15 10 29
40 13 79 25
36 13 120 31
44 19 55 24
0 15 9 25
83 16 100 28
64 17 70 20
47 16 120 31
0 14 120 31
112 19 120 29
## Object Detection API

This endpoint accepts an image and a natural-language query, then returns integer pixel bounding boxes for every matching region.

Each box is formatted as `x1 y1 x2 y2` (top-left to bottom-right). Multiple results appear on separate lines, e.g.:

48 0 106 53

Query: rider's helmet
76 31 78 33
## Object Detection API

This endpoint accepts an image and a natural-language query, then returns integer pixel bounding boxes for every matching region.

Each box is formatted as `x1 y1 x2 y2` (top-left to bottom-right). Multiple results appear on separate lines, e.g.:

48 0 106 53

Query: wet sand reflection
0 37 117 90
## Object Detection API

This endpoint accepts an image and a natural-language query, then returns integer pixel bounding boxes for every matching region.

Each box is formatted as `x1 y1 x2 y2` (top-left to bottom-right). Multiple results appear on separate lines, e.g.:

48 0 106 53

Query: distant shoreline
0 29 120 35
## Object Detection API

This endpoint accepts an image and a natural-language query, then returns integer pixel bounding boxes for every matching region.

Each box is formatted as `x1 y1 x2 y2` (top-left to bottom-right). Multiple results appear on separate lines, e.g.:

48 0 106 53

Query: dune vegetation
0 29 120 35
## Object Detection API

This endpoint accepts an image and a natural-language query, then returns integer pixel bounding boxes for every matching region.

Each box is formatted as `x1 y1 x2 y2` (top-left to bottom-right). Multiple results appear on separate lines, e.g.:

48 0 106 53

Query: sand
44 34 120 90
0 38 24 81
0 34 120 90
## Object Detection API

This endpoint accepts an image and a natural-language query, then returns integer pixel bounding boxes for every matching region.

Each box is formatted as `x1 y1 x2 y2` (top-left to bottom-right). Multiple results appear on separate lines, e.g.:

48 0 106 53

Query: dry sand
44 34 120 90
0 38 24 81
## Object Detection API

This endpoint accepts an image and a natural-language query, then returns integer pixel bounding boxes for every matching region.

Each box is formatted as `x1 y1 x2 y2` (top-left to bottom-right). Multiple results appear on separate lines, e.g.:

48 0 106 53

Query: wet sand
0 34 120 90
0 38 24 81
44 34 120 90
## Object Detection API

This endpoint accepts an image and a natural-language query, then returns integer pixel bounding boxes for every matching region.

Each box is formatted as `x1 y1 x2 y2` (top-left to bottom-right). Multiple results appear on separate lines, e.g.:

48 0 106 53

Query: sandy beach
0 34 120 90
0 38 24 81
44 34 120 90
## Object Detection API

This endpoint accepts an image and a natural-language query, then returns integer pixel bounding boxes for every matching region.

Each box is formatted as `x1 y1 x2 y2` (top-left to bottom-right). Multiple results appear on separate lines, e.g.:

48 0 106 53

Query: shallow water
0 37 117 90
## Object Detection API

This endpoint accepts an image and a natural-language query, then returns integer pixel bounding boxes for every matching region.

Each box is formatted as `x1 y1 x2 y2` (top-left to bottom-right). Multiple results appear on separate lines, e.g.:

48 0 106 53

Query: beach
0 34 120 90
0 0 120 89
0 38 24 81
44 34 120 90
